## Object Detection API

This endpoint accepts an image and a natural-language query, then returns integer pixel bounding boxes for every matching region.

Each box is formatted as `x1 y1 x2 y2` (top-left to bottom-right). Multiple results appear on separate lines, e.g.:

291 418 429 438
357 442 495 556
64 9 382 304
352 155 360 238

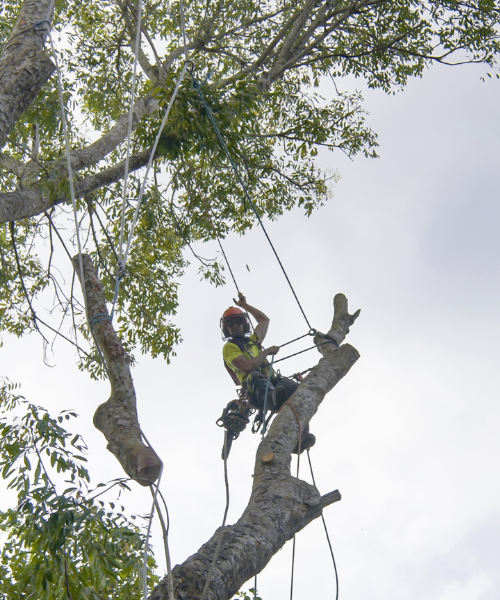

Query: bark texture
0 0 55 149
72 254 162 486
150 294 360 600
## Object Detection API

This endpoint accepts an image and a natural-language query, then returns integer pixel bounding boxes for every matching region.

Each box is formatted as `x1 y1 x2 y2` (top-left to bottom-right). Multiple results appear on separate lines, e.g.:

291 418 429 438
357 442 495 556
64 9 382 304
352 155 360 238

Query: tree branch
0 149 151 224
72 253 162 486
0 152 24 176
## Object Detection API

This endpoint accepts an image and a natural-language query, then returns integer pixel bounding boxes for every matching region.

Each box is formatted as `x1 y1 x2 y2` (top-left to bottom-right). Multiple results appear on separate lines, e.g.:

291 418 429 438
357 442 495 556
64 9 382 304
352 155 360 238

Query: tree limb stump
73 254 162 485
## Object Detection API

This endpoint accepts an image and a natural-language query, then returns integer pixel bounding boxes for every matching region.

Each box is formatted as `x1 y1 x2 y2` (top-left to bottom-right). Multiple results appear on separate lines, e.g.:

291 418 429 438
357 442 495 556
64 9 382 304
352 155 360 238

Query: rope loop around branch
33 20 51 32
314 331 339 347
89 313 112 329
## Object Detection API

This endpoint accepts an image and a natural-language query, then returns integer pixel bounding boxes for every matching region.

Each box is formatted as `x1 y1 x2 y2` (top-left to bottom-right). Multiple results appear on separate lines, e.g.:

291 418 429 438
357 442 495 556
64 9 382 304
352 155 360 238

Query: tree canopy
1 0 499 371
1 0 499 599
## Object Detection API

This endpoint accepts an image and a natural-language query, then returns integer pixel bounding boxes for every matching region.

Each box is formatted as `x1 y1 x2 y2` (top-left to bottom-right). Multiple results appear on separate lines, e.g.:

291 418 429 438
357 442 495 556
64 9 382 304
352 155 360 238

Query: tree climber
221 292 315 453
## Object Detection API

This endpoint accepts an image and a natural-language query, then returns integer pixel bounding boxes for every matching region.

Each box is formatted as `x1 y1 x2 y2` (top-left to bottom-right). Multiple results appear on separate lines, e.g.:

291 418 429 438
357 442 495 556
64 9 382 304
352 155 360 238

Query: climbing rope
153 490 175 600
216 235 241 294
142 465 175 600
260 355 275 437
117 0 143 271
111 0 191 319
200 429 231 600
110 62 189 319
180 0 189 61
280 400 303 600
189 64 313 332
307 449 339 600
47 20 178 600
142 464 163 600
44 23 111 377
273 335 338 366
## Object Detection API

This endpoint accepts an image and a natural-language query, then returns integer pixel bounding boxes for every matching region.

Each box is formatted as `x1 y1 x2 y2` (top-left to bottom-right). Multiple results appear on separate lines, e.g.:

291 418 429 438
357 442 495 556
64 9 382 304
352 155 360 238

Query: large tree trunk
150 295 360 600
0 0 55 149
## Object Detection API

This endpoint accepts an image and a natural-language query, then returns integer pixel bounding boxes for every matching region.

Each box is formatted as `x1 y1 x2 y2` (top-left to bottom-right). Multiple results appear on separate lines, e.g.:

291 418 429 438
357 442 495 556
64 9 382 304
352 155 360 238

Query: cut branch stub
315 292 360 352
72 253 162 486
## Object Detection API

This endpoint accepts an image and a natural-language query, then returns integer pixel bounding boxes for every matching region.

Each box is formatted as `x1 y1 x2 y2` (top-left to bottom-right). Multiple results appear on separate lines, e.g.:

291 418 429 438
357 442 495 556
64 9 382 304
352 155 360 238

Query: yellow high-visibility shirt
223 333 272 384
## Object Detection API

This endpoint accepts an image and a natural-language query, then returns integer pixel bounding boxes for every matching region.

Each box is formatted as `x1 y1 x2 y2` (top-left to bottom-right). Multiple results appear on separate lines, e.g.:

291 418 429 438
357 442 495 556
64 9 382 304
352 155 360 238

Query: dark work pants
243 371 298 411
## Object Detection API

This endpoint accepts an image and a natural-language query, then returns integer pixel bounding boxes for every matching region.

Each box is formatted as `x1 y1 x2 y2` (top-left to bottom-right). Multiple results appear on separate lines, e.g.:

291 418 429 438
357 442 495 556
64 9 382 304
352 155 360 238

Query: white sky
2 59 500 600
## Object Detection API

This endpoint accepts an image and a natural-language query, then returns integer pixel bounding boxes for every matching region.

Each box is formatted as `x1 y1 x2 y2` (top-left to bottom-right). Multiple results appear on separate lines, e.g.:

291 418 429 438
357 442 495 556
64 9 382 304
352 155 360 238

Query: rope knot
89 312 112 329
116 261 126 280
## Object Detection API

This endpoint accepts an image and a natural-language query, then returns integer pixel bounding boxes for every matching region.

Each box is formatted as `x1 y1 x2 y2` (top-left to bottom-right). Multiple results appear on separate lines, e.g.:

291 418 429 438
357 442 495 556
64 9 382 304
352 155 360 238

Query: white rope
111 0 191 318
200 430 231 600
48 25 111 375
49 32 84 289
118 0 144 267
47 14 175 600
180 0 189 61
110 62 188 319
154 491 175 600
142 464 165 600
122 62 188 265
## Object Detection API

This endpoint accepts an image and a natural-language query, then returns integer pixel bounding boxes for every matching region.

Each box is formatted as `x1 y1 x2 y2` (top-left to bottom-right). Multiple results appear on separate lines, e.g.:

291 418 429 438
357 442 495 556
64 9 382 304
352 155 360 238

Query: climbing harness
188 61 342 454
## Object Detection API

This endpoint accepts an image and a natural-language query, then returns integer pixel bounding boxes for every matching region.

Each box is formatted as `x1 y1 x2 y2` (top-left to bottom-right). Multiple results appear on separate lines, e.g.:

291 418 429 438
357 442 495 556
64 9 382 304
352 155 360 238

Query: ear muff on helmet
221 307 251 339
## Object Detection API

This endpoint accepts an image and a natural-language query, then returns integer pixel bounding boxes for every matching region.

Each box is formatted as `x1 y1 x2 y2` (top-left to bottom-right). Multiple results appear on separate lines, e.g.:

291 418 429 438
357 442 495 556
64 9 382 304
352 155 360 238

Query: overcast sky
2 58 500 600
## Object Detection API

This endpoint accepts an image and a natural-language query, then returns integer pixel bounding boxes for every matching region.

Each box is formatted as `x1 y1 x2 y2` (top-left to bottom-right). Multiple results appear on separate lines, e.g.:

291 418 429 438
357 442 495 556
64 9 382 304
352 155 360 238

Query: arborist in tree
220 292 315 454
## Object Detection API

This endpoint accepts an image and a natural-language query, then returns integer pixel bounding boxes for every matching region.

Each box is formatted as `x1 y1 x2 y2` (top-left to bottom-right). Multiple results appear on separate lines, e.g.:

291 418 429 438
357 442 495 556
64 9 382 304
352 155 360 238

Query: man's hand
233 292 247 307
232 293 270 342
265 345 280 356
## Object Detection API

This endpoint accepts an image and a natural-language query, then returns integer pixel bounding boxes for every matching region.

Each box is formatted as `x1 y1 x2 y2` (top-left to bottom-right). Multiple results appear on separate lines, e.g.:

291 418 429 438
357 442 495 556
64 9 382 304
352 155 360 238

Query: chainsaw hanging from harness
216 398 253 458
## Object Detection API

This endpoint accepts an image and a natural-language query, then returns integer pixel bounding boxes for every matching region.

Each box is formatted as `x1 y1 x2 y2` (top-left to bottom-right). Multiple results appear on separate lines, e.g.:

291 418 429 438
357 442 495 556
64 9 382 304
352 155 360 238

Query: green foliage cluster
0 379 158 599
234 589 262 600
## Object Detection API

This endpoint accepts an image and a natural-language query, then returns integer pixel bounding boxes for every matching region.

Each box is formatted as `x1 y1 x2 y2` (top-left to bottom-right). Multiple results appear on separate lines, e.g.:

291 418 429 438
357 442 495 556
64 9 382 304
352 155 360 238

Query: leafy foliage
0 379 158 599
234 589 262 600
